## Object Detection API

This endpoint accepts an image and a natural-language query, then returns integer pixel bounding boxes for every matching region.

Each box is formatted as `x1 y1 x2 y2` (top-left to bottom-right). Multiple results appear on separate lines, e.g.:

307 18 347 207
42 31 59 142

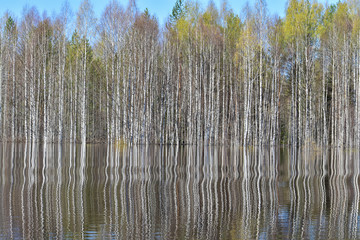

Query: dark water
0 144 359 239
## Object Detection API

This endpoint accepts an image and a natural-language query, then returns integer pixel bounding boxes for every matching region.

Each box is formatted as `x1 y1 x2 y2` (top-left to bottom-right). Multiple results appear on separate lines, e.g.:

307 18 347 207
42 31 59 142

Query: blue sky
0 0 339 25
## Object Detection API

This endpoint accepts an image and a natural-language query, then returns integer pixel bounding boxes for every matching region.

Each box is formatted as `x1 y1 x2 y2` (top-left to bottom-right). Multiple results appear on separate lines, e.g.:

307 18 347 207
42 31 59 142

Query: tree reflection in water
0 144 359 239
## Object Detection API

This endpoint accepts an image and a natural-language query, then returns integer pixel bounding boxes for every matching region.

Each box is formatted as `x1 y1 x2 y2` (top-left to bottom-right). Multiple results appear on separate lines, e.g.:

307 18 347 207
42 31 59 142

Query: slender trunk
58 34 65 143
259 20 263 146
188 41 192 144
42 31 48 143
11 40 16 141
0 37 2 139
322 46 328 145
24 42 28 141
222 32 226 144
80 39 87 144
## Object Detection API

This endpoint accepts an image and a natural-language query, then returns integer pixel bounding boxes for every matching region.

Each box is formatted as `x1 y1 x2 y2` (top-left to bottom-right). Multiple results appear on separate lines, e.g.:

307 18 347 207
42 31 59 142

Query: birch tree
76 0 96 144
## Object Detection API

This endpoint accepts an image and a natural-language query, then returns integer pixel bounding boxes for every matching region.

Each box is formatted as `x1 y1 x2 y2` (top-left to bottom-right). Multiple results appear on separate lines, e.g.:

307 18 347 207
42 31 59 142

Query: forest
0 0 359 146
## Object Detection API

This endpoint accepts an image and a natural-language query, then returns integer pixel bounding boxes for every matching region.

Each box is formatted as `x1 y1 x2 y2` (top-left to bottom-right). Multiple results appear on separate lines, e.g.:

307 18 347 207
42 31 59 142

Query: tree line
0 0 360 146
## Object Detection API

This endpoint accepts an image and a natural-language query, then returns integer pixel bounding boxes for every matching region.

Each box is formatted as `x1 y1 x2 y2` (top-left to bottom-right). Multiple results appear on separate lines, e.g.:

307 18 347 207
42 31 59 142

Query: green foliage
144 8 150 19
168 0 191 43
318 2 353 42
175 16 190 41
5 16 15 32
268 17 285 52
352 12 360 37
170 0 184 24
199 1 221 42
68 30 93 66
5 16 16 39
170 1 199 42
333 2 351 35
186 1 201 25
307 2 323 40
225 12 242 48
202 3 218 27
317 4 336 39
237 16 256 53
69 31 81 57
283 0 299 42
283 0 323 43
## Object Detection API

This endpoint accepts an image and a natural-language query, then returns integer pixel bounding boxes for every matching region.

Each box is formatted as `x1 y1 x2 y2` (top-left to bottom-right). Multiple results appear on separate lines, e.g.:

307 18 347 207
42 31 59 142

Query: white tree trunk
80 40 87 144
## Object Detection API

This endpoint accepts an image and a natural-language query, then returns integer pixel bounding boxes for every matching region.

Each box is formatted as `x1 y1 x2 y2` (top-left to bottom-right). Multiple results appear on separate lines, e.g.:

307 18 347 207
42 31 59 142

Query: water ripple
0 144 359 239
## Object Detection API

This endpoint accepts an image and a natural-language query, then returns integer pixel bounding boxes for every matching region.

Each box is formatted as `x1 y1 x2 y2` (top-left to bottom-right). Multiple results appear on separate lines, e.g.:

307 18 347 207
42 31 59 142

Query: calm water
0 144 359 239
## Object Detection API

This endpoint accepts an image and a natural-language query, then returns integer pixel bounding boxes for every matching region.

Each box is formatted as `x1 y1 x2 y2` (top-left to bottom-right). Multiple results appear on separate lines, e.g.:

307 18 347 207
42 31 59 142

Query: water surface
0 144 359 239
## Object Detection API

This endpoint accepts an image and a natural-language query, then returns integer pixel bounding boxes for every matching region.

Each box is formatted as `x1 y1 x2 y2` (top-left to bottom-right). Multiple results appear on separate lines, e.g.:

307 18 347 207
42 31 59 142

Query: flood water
0 144 359 239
